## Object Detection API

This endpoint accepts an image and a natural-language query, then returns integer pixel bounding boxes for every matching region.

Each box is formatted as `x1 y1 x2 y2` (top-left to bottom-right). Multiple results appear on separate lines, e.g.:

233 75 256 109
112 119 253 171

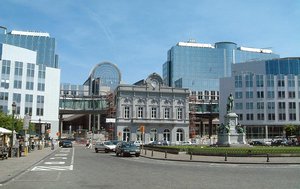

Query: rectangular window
257 113 264 120
0 92 9 101
268 113 275 120
26 81 34 90
235 75 242 88
13 80 22 89
38 65 46 79
1 60 11 75
26 63 35 77
137 107 143 118
37 95 44 104
246 114 254 120
151 107 157 119
36 108 44 116
164 108 170 119
278 91 285 98
14 61 23 76
257 102 264 110
238 114 243 121
278 113 286 121
289 102 296 109
0 79 9 89
246 91 253 98
267 102 275 110
256 75 264 87
288 91 295 98
25 107 32 115
13 93 21 103
257 91 264 98
267 91 275 99
25 94 33 102
177 108 183 120
289 113 296 121
124 106 130 118
38 83 45 91
235 103 243 110
267 75 274 87
246 102 253 110
278 102 286 110
245 74 253 87
235 91 243 99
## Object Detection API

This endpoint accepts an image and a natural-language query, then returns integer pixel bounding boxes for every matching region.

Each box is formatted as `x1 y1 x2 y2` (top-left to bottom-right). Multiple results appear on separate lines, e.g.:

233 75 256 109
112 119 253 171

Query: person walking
86 138 92 149
51 139 55 150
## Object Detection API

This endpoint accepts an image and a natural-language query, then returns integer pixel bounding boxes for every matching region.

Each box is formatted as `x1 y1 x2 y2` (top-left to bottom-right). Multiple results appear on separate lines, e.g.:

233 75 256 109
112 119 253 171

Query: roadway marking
55 154 68 156
60 148 71 153
31 148 75 172
31 165 72 171
50 157 67 160
44 161 65 165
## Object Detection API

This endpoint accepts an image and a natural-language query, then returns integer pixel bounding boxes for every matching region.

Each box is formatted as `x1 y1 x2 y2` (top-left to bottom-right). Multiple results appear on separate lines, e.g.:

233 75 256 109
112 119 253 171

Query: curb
140 154 300 165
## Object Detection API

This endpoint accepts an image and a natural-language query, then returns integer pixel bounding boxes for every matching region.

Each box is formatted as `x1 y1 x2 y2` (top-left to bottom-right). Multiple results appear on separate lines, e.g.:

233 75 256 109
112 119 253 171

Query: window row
235 102 297 110
238 113 297 121
1 60 46 78
235 91 297 99
123 106 184 120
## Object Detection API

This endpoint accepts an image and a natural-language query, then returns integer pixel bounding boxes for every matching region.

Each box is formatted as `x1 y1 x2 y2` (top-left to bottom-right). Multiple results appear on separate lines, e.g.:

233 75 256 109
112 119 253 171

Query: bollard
267 153 270 162
225 152 228 161
165 151 167 159
145 149 147 155
190 152 192 160
151 150 153 157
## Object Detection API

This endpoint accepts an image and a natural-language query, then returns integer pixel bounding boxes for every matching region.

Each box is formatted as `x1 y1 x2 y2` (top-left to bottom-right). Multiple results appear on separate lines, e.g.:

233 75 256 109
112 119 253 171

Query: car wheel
116 152 119 156
135 154 140 157
121 151 124 157
105 149 109 153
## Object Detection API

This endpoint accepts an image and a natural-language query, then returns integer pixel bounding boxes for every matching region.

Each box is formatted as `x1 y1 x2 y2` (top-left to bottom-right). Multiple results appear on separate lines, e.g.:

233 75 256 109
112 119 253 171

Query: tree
284 124 297 139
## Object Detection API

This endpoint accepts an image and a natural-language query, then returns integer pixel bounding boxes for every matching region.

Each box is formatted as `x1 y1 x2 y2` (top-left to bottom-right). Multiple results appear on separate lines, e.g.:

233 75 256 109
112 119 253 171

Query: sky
1 0 300 85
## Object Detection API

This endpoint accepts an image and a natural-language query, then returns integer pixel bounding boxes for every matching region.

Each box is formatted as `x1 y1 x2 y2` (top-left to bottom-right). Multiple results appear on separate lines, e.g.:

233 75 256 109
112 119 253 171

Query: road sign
23 114 31 130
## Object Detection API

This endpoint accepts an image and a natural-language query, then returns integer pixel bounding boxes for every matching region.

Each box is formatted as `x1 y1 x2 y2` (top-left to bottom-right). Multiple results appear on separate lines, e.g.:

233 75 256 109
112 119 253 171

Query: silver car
95 141 116 153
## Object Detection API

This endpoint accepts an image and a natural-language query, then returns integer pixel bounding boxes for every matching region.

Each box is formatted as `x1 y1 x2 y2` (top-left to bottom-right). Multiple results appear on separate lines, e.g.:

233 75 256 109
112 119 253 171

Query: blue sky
1 0 300 85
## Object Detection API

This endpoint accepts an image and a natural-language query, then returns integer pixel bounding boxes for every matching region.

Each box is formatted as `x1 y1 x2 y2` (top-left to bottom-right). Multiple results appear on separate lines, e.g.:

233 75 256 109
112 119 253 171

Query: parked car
148 140 169 146
271 139 288 146
62 140 73 148
249 140 265 146
131 141 142 147
95 141 116 153
115 141 140 157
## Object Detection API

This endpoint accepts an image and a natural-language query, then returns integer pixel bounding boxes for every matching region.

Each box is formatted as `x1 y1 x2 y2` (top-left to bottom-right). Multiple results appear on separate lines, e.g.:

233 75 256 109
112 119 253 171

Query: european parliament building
163 40 279 92
0 27 60 139
220 57 300 140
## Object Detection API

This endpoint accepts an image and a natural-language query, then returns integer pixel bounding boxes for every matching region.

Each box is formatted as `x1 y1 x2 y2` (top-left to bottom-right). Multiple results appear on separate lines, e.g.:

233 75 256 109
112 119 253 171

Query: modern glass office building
163 40 280 92
0 26 58 68
220 57 300 139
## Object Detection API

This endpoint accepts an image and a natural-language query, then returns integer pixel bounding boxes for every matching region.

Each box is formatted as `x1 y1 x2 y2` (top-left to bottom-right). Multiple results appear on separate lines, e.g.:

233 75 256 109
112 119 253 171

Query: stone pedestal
217 112 247 146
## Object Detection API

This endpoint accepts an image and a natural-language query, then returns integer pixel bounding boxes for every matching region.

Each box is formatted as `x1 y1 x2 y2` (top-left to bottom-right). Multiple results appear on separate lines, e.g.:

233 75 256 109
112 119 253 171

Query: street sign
106 118 116 123
23 114 31 130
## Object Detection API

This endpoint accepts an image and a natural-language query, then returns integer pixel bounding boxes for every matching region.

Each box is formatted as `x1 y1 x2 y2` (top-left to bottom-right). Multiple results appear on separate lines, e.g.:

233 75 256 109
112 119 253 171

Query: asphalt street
1 145 300 189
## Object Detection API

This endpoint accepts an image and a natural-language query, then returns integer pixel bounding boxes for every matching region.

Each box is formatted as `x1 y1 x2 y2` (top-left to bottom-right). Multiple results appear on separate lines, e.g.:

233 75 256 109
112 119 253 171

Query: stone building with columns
114 73 190 145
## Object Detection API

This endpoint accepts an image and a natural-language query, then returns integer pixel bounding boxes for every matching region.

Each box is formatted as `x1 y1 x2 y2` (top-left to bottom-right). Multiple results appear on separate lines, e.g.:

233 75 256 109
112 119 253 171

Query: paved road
1 145 300 189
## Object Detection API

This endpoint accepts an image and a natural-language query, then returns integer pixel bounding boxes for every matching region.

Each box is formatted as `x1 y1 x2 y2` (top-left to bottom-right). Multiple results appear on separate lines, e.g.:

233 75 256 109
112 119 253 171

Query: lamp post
10 102 16 157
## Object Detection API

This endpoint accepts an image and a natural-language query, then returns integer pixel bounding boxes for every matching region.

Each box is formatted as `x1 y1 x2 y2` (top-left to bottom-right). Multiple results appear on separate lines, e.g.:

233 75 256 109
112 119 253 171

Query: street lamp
10 102 16 157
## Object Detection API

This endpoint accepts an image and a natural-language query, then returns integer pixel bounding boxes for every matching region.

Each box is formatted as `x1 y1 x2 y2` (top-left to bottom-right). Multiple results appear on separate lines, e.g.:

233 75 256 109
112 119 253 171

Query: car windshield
123 143 136 147
63 141 71 144
104 141 113 145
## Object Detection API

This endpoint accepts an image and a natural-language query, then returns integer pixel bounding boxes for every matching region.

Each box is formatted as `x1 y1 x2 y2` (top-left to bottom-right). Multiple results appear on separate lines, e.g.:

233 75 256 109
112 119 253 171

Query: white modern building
115 73 190 145
0 43 60 139
220 57 300 139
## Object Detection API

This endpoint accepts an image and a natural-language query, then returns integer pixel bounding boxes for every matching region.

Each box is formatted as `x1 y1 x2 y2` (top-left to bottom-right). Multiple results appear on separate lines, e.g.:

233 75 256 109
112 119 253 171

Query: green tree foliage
0 111 24 132
284 124 297 138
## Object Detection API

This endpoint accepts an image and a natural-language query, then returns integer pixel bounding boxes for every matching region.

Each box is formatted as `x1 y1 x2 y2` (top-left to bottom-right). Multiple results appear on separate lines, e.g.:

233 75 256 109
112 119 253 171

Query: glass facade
163 41 279 91
0 30 58 68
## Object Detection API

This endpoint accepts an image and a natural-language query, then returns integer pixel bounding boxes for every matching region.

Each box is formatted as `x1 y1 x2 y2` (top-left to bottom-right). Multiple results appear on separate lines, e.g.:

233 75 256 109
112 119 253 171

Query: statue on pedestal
226 93 234 113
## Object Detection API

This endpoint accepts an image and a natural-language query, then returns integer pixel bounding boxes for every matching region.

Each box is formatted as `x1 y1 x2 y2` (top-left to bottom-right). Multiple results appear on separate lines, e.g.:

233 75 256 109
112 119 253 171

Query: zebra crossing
31 148 74 172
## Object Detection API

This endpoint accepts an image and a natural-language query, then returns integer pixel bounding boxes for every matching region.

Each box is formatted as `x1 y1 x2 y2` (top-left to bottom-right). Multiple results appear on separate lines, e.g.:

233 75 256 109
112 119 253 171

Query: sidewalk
140 149 300 165
0 146 56 184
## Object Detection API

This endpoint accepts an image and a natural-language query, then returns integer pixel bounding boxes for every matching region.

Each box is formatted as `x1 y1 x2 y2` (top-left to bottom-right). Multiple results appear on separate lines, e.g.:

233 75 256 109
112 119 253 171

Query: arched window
150 129 157 142
123 128 130 141
176 129 184 142
163 129 170 142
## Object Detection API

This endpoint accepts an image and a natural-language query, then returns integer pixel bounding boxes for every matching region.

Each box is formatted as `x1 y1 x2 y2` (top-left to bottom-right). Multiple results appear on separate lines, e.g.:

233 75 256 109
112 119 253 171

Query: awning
0 127 12 134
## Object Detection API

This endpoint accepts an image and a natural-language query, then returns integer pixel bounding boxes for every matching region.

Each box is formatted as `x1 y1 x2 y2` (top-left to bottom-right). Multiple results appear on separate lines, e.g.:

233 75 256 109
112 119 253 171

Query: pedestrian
51 138 55 150
86 138 92 149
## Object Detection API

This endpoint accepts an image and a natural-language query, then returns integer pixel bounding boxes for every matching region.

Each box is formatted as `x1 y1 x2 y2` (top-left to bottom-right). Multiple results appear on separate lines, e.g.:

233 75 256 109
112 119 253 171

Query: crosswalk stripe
31 165 73 171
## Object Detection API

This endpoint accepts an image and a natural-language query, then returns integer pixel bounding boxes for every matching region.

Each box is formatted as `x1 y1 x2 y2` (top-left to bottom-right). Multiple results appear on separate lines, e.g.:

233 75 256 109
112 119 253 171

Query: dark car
115 142 140 157
249 140 265 146
62 140 73 148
